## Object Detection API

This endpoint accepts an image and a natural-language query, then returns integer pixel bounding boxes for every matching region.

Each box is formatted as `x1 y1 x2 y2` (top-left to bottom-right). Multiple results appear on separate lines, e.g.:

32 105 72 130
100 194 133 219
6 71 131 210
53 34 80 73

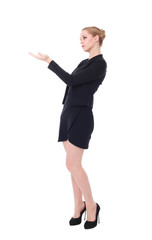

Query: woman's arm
48 60 107 87
29 52 107 87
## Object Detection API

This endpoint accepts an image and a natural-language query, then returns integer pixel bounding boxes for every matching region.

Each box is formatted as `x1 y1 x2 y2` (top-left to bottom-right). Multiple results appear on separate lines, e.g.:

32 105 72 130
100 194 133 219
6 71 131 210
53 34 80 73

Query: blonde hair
82 26 106 47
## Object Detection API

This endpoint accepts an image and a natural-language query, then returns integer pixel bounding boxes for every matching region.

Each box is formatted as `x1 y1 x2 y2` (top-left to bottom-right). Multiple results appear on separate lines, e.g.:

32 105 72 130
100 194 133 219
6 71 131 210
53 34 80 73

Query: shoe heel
97 214 100 224
84 210 86 221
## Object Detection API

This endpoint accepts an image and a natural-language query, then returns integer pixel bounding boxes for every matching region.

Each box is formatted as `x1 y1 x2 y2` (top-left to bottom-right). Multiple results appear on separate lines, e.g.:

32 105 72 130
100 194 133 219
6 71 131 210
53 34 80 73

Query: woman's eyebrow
80 35 87 39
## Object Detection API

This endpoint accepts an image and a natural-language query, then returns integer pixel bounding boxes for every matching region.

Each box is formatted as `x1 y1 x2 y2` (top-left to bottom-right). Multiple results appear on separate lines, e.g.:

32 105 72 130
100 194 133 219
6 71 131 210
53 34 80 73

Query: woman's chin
83 48 88 52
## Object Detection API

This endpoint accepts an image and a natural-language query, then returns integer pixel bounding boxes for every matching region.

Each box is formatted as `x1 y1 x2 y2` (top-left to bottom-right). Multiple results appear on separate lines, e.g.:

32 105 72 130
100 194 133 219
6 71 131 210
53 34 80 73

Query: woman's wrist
46 57 52 64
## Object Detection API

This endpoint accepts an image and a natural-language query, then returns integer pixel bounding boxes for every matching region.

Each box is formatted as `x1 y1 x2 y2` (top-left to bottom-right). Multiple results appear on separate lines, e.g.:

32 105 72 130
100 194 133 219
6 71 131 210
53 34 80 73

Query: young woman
29 26 107 229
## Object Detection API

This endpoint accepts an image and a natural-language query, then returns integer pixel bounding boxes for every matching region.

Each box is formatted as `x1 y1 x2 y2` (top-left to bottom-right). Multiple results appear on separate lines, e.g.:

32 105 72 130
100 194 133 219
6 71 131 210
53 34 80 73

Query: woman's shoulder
94 55 107 68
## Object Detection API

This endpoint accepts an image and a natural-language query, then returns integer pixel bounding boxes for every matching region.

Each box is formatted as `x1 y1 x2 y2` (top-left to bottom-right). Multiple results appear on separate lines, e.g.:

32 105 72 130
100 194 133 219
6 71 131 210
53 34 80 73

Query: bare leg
70 175 85 217
65 140 97 221
63 141 85 217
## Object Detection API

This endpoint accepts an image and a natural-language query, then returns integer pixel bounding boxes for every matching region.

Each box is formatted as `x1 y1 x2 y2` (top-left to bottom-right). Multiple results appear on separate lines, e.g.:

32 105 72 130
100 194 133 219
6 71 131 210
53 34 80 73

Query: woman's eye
80 36 87 41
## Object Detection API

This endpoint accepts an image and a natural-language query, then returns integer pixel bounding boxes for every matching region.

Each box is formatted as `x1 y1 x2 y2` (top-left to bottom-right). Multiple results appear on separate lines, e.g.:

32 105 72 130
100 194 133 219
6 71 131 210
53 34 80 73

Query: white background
0 0 152 239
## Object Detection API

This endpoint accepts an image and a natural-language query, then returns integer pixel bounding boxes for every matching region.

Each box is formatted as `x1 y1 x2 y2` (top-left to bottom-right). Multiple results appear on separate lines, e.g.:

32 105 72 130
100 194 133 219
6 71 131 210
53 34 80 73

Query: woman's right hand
29 52 52 64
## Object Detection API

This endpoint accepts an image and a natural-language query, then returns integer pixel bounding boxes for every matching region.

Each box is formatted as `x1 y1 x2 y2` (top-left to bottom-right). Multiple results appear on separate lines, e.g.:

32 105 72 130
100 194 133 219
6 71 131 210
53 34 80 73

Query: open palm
29 52 50 61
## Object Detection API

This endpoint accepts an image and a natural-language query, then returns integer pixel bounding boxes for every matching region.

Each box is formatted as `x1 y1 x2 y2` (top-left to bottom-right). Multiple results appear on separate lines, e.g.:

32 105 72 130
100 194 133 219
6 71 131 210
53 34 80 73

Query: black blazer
48 54 107 108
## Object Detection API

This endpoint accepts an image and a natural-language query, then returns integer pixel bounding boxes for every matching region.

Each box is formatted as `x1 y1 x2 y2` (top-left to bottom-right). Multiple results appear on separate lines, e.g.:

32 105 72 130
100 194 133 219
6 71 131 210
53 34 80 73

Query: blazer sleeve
48 60 106 87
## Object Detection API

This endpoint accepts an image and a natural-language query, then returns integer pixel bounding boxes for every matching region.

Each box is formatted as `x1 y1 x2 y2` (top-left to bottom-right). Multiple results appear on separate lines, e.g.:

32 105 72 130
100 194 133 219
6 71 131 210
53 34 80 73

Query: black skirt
58 104 94 149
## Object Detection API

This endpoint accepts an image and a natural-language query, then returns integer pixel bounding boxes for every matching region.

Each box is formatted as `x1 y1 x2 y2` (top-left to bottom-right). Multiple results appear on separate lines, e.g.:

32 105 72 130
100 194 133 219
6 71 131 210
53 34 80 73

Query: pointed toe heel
69 201 86 226
84 203 100 229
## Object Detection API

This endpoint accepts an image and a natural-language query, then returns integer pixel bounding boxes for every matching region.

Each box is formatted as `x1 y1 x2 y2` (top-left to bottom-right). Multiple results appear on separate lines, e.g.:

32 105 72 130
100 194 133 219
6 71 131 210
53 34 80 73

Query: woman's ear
94 35 99 43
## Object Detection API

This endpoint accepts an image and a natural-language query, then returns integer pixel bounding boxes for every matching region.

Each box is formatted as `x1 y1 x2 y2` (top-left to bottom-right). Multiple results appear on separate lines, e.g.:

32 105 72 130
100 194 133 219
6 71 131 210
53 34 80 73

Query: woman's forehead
80 30 89 37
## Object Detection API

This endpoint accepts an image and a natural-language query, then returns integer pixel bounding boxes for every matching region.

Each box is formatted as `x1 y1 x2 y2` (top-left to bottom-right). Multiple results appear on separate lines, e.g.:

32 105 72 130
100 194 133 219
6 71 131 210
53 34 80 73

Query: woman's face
80 30 98 52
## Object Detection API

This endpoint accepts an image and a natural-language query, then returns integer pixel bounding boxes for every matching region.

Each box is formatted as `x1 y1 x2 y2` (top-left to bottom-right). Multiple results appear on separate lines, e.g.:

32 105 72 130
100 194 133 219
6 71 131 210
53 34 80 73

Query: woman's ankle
86 200 96 209
75 200 84 208
73 201 85 218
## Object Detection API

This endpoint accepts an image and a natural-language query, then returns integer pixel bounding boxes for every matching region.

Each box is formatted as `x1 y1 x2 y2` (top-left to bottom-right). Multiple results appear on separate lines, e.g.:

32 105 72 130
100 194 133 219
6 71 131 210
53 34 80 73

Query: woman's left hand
29 52 52 64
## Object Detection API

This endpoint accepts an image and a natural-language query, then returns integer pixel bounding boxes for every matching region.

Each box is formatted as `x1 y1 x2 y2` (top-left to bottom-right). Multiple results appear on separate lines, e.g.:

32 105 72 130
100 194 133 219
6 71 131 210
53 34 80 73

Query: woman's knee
66 156 81 174
66 156 74 173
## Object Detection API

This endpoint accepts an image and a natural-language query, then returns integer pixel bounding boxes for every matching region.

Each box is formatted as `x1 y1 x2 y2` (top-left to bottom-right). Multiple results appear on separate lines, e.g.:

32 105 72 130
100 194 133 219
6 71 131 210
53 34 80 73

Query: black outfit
48 54 107 149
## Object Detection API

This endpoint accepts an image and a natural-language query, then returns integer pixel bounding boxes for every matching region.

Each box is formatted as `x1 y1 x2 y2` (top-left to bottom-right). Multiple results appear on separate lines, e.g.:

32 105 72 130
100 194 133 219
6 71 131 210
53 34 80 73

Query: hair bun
100 29 106 39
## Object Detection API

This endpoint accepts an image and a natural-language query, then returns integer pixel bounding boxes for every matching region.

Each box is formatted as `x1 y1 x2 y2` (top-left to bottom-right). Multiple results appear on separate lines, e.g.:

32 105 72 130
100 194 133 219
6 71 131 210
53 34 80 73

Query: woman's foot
69 201 86 226
86 202 97 221
73 201 86 218
84 203 100 229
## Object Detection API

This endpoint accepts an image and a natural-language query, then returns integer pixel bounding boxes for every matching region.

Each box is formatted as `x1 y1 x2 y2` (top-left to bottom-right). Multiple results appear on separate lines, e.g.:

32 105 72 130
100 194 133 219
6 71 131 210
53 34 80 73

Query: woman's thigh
66 140 84 168
63 140 68 152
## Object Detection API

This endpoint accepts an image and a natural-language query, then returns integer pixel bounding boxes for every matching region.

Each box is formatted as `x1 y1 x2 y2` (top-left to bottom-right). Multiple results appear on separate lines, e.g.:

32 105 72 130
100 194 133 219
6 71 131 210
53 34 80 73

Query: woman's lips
82 45 85 48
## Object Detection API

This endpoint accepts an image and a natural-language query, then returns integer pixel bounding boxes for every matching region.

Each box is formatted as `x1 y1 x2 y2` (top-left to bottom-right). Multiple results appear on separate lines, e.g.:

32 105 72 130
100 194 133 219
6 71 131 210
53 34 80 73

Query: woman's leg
63 141 85 218
65 140 97 221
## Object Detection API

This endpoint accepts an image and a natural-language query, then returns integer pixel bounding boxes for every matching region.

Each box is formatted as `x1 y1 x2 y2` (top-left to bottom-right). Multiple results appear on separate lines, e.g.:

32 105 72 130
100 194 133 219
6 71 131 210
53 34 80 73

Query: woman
29 26 107 229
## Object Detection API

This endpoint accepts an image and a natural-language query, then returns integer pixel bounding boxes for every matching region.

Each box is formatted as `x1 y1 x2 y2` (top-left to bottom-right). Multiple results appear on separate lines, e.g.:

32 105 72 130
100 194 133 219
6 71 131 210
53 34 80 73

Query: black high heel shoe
84 203 100 229
69 201 86 226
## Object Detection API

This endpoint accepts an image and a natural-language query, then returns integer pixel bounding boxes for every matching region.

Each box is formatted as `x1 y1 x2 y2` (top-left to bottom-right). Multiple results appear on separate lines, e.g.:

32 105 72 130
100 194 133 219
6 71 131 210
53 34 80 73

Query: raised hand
29 52 52 64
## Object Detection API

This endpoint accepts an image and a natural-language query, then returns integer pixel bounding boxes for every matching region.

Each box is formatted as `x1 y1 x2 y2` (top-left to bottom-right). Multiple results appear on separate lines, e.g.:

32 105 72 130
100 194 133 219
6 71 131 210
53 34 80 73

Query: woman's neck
88 48 101 60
